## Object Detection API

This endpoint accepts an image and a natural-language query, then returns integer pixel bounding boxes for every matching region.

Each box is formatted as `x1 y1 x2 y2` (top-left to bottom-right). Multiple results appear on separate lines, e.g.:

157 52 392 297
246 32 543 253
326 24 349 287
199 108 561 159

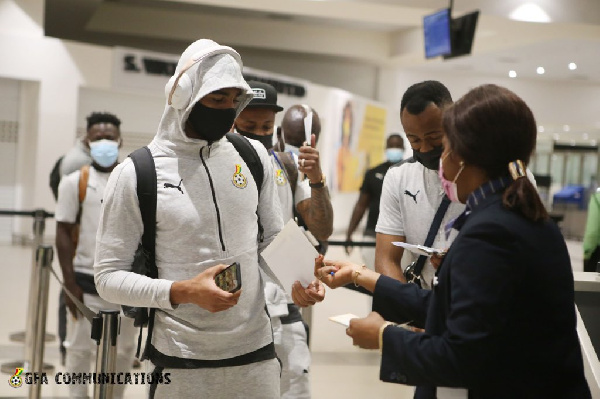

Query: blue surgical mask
386 148 404 163
89 139 119 168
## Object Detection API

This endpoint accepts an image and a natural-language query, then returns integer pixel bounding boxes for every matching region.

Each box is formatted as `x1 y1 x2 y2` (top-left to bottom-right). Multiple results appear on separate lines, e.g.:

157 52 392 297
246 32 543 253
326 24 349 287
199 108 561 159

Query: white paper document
329 313 359 327
261 219 319 295
392 241 445 257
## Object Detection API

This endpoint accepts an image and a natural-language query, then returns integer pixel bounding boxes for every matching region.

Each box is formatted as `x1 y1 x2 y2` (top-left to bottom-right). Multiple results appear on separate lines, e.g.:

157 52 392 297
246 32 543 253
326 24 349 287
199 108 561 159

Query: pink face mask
438 152 465 203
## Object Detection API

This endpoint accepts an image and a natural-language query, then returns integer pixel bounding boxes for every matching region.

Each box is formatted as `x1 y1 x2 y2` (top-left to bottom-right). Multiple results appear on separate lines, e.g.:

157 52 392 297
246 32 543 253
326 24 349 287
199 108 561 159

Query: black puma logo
404 189 420 203
165 179 184 194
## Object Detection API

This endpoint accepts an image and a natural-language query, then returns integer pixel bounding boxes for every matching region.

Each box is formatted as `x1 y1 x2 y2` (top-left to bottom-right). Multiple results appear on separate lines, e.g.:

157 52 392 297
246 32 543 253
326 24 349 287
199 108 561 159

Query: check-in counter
574 272 600 396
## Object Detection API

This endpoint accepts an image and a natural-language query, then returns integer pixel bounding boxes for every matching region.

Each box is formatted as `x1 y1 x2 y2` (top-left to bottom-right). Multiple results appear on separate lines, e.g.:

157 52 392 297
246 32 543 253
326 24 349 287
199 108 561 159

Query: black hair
86 112 121 130
386 133 404 148
400 80 453 115
443 84 547 222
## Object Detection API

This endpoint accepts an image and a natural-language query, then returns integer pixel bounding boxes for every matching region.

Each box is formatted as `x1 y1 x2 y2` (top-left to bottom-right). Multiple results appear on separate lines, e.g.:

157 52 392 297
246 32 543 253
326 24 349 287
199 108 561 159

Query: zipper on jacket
199 146 226 252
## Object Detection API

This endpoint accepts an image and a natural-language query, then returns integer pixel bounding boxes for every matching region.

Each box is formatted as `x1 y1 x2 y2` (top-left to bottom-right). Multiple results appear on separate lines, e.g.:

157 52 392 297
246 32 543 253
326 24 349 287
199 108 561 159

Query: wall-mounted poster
330 90 387 192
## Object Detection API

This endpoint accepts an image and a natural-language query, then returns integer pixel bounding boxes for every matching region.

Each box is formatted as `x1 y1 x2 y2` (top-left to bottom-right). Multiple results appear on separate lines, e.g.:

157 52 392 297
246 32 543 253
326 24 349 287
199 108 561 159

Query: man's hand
170 264 242 312
291 280 325 307
344 236 353 255
64 282 84 319
298 134 322 184
346 312 385 350
430 248 449 270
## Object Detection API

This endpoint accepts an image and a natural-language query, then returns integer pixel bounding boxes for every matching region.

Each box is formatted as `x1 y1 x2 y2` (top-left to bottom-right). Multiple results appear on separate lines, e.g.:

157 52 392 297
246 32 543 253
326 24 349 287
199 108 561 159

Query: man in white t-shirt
55 112 137 399
375 81 465 290
234 81 330 398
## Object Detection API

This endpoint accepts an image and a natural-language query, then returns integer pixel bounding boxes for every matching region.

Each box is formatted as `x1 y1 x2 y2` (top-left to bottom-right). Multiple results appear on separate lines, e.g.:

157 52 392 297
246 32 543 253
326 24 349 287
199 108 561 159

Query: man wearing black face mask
374 81 466 290
234 82 331 398
94 40 323 398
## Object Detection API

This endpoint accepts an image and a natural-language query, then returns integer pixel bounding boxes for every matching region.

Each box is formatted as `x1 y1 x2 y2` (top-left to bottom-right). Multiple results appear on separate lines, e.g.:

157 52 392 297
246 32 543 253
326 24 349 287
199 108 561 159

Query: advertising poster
331 91 388 192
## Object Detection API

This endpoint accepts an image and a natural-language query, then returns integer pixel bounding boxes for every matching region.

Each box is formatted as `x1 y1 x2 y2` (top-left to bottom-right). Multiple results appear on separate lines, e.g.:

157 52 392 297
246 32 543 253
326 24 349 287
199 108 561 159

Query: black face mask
413 146 443 170
236 129 273 150
187 103 236 143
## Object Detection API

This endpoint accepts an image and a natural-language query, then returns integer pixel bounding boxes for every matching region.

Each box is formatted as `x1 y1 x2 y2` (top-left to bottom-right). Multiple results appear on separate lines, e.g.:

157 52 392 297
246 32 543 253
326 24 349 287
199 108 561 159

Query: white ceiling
45 0 600 83
42 0 600 144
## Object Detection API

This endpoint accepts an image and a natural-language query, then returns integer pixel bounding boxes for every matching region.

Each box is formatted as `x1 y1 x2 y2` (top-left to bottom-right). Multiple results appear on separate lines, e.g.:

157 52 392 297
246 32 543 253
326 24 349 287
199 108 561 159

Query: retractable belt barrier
327 240 376 247
1 209 120 399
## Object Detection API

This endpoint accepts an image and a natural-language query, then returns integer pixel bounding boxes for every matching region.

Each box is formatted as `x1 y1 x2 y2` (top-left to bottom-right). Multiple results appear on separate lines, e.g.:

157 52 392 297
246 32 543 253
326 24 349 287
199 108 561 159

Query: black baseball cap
246 81 284 112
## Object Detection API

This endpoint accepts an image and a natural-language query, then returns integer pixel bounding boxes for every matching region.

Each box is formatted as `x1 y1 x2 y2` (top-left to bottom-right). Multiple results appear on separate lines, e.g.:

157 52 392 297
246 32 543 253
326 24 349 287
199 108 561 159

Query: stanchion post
1 209 54 375
28 245 53 399
23 211 46 365
92 310 120 399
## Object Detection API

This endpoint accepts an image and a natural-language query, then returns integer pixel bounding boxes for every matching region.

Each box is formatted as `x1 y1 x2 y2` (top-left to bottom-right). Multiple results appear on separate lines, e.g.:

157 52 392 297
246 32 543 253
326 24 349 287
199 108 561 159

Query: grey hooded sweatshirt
94 39 284 361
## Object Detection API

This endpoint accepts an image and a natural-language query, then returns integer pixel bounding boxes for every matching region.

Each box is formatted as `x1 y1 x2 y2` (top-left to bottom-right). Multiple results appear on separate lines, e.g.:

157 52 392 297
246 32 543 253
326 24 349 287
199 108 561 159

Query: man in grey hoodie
94 39 306 398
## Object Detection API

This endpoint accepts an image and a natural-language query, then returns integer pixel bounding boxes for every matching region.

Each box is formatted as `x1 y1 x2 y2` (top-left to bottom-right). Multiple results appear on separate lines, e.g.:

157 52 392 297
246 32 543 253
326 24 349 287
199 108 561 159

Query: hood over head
155 39 253 153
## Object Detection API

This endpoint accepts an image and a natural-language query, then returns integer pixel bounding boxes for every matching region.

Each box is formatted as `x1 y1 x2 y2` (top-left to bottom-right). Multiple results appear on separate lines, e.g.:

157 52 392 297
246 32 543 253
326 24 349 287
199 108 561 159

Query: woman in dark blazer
316 84 591 398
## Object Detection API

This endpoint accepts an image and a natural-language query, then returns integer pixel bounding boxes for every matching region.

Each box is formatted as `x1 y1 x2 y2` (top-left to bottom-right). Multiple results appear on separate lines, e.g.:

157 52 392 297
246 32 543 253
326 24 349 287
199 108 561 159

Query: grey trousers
151 358 281 399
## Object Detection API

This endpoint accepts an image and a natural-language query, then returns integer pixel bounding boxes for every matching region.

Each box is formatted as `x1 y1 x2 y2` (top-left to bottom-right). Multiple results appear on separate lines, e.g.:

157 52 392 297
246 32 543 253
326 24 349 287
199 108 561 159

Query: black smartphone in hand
214 262 242 293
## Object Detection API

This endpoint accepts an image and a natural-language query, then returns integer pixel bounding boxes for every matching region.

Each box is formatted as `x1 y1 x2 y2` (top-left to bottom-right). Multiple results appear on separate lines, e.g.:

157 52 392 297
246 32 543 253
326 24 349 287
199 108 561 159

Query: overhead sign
113 48 307 98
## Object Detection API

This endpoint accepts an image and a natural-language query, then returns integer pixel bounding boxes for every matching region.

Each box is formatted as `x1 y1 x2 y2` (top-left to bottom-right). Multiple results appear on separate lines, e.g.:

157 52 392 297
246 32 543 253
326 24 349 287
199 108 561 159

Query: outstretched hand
314 254 359 288
291 279 325 307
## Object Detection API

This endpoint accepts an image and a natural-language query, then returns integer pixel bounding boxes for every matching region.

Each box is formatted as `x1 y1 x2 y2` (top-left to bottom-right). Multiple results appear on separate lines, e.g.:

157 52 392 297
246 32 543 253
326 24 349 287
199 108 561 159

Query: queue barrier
1 209 121 399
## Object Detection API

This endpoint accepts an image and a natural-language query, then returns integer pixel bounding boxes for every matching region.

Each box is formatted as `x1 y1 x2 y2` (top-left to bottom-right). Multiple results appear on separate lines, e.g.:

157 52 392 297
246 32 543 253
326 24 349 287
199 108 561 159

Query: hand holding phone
214 262 242 293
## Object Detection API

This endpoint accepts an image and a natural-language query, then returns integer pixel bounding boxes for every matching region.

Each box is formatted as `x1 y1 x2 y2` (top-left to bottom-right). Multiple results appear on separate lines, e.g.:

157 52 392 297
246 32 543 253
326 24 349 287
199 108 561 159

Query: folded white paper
261 219 319 295
328 313 359 327
392 241 445 257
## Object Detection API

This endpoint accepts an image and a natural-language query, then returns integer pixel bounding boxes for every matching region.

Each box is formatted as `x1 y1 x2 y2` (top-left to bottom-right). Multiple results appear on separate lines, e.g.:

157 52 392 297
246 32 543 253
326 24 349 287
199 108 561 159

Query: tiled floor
0 238 585 398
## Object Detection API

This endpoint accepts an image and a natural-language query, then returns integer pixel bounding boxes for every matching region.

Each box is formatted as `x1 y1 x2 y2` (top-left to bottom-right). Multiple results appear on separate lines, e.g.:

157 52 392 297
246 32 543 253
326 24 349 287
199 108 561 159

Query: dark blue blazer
373 193 591 398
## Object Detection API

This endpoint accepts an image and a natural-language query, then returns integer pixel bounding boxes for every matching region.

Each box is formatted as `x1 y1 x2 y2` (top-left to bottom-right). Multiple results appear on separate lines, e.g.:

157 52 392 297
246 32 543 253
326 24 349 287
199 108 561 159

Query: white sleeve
294 178 311 207
94 159 175 310
55 171 80 224
375 166 406 237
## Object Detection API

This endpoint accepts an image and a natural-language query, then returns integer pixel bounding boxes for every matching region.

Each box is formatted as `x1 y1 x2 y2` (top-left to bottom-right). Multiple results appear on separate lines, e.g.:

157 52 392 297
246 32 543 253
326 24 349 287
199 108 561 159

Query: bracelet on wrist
352 264 367 287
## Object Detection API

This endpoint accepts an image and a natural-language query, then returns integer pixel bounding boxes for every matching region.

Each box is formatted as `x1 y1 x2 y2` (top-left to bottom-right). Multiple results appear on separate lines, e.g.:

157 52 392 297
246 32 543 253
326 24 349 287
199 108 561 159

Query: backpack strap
226 133 265 241
130 147 157 269
413 195 451 278
129 146 157 360
78 165 90 203
75 165 91 226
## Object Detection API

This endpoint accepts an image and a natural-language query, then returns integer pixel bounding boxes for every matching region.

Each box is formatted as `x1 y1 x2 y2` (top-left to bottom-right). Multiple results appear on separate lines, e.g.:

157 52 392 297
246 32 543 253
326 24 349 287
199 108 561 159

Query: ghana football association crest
8 368 23 388
232 164 247 189
275 169 287 186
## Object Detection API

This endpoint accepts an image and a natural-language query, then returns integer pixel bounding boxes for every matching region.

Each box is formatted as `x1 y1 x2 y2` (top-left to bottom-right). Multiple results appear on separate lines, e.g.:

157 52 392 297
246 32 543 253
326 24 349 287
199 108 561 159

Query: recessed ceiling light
509 3 551 23
508 70 517 78
536 67 545 75
563 125 570 132
568 63 577 70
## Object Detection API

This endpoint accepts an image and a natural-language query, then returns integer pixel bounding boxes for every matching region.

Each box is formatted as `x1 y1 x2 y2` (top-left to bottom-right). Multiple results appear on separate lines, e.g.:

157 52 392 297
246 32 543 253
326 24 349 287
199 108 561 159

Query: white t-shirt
376 160 465 289
55 167 110 276
270 152 311 223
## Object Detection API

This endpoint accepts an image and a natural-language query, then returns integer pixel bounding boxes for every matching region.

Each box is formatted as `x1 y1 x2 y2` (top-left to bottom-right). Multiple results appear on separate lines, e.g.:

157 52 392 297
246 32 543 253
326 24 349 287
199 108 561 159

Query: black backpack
124 133 265 360
49 156 64 200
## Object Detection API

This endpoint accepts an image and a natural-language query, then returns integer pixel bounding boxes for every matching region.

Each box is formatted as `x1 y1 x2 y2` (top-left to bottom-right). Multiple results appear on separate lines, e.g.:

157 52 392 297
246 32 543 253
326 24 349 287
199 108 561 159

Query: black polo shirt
360 161 393 236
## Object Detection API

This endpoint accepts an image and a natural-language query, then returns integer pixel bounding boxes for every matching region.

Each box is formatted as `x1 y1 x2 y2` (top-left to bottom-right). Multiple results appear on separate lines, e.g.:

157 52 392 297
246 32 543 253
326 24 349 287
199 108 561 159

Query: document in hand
261 219 319 295
392 242 445 257
329 313 359 327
